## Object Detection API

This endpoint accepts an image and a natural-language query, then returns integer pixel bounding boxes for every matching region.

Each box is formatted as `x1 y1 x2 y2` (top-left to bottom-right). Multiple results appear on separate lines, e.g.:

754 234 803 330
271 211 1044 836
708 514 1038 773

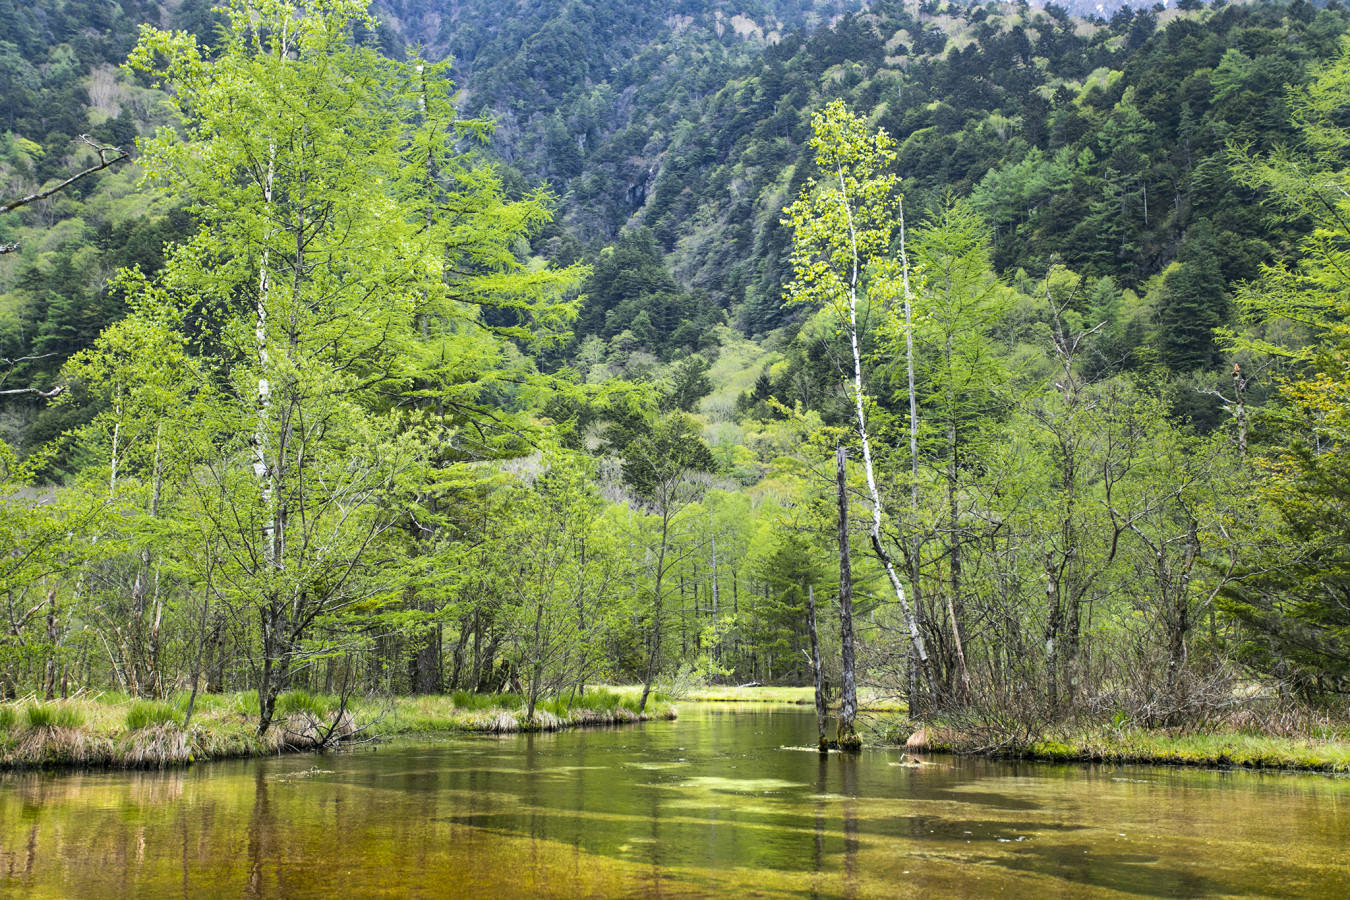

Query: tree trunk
835 183 933 702
836 447 860 751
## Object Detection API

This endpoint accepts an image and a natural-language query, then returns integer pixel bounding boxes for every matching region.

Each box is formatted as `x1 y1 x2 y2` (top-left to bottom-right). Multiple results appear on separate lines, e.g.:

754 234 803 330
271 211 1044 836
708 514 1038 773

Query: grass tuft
274 690 330 719
24 702 85 730
126 700 180 732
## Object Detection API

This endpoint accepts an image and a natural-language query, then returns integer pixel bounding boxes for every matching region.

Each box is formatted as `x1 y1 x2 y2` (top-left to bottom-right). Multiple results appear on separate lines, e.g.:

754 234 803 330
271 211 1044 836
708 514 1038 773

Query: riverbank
686 685 905 712
0 687 677 771
901 723 1350 774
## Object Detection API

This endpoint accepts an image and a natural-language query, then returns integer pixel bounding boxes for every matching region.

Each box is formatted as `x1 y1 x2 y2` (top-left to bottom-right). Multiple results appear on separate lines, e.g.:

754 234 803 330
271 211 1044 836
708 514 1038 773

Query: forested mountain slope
460 0 1345 346
4 0 1343 426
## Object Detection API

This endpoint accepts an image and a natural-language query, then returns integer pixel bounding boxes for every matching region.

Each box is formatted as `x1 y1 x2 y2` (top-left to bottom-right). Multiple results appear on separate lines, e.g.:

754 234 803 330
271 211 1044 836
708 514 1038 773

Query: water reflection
0 704 1346 898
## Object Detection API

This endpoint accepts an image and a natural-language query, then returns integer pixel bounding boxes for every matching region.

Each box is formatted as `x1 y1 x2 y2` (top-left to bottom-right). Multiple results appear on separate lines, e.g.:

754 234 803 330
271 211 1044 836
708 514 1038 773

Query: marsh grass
379 686 676 736
118 723 192 768
890 716 1350 773
1022 726 1350 773
24 702 85 730
275 690 330 719
125 700 180 732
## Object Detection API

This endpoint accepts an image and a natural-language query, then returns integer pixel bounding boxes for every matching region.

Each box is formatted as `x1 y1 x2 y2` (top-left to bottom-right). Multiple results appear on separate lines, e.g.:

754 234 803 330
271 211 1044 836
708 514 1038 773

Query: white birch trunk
834 166 934 699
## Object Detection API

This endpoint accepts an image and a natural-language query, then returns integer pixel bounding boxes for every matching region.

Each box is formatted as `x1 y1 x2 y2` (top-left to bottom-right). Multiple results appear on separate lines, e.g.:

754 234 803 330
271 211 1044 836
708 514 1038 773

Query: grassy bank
0 687 676 771
897 723 1350 774
373 688 677 736
685 685 905 712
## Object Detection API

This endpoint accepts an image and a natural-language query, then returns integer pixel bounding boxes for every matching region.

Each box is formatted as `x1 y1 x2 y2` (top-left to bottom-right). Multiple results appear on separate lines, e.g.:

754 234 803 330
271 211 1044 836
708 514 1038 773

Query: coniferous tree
1158 220 1228 372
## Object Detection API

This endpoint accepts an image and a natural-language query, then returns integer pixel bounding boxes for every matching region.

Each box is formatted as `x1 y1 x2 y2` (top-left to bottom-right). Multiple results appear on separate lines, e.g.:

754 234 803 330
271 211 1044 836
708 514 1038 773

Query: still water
0 703 1346 898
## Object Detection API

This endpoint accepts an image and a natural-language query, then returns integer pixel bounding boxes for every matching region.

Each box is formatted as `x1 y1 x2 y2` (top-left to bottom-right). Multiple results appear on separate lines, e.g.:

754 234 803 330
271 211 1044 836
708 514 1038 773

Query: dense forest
0 0 1348 748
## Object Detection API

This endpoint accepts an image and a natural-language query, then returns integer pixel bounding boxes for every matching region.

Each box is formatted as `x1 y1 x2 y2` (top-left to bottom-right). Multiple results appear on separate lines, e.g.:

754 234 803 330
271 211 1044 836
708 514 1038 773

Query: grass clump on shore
892 716 1350 774
24 702 85 730
126 700 180 732
381 686 677 736
275 690 329 719
1023 727 1350 773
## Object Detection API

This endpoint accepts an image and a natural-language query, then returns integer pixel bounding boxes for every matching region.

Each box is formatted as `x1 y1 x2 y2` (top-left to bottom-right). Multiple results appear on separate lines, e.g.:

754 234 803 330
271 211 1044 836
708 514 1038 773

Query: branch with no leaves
1 351 66 399
0 136 130 253
0 384 63 399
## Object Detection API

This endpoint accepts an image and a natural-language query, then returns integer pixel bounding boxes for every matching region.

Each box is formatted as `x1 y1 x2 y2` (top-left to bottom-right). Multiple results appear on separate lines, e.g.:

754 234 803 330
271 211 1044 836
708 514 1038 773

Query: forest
0 0 1347 760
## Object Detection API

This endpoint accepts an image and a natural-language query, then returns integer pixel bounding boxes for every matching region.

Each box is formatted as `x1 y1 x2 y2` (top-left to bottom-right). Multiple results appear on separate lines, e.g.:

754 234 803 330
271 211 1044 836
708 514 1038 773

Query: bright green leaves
782 100 902 320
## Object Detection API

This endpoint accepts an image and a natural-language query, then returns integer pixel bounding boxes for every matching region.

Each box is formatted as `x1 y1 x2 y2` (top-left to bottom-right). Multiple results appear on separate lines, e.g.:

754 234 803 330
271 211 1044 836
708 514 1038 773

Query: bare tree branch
0 385 63 399
0 136 130 254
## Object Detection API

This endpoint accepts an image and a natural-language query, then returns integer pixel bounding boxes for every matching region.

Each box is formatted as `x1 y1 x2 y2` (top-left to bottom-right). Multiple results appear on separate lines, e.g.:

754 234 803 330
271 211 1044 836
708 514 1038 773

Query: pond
0 703 1345 898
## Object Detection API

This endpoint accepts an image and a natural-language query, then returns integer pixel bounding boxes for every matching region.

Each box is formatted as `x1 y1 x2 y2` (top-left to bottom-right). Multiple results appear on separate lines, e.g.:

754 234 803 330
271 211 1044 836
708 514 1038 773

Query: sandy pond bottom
0 703 1345 899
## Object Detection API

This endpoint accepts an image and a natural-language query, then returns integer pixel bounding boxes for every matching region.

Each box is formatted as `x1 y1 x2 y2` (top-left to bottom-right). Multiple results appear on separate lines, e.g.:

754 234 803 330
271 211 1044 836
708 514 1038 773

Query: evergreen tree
1157 220 1228 372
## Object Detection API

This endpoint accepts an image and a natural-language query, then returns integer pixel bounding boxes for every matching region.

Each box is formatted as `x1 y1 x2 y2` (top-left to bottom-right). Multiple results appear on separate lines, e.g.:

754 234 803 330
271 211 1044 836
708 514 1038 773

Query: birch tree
782 100 935 709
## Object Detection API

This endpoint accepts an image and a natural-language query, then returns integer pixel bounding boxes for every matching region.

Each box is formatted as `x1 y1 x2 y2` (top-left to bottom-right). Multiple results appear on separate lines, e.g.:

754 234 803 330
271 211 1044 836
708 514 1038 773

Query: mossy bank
896 724 1350 775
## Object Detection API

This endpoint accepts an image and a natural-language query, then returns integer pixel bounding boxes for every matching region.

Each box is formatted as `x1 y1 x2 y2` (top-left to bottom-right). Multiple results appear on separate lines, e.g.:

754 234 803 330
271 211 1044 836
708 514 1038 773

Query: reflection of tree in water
247 769 273 898
812 753 827 898
838 752 860 898
810 751 862 899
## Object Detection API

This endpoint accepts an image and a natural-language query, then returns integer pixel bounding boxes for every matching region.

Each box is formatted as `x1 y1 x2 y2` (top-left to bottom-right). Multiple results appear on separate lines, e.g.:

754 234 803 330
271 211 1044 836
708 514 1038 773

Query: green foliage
1157 221 1229 372
125 700 178 731
0 0 1345 737
663 354 714 413
620 412 717 503
1219 46 1350 693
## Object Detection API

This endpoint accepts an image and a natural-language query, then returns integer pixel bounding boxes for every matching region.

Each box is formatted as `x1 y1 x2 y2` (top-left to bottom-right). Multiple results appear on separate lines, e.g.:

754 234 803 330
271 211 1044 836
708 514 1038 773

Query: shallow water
0 703 1346 898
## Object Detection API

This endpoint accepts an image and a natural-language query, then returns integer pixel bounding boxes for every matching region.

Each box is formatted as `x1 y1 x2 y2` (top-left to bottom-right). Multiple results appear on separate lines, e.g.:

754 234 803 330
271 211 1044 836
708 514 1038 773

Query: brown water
0 703 1346 899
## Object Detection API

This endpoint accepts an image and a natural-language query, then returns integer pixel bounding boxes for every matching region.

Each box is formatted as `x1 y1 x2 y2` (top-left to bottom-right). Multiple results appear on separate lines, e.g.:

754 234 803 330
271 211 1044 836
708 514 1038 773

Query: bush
0 706 15 732
126 700 180 732
24 702 85 729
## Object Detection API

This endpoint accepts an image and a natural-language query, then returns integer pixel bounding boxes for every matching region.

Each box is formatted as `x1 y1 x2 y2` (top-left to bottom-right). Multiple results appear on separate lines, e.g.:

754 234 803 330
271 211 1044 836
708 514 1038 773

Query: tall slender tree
782 100 935 703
